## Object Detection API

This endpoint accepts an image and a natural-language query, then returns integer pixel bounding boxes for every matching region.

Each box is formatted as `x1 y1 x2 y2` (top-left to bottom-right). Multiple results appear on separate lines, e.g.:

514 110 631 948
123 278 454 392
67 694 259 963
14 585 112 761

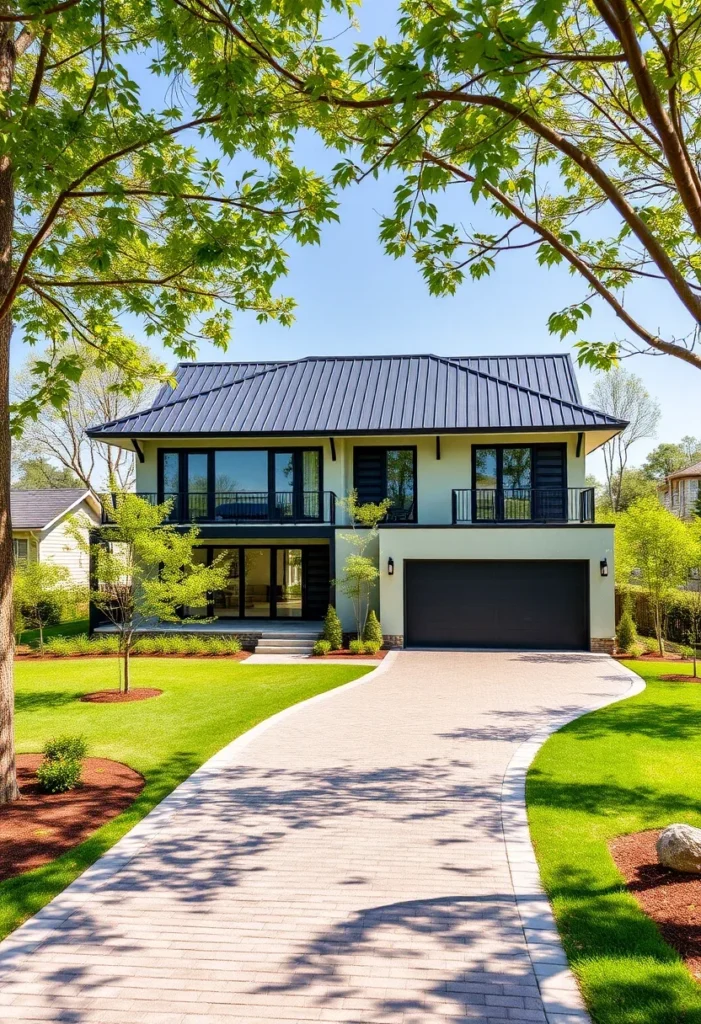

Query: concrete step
256 637 318 648
256 632 321 640
254 644 315 655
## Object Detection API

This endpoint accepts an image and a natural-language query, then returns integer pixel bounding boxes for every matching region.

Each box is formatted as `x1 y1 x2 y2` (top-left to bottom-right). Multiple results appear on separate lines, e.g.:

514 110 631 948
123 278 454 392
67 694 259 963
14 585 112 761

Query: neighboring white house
87 354 627 653
658 460 701 521
11 489 101 584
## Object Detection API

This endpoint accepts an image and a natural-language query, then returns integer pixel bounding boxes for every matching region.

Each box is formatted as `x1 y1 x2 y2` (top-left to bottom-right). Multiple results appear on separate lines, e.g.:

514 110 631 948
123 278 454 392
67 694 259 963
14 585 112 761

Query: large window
158 448 322 522
472 444 566 521
353 447 416 521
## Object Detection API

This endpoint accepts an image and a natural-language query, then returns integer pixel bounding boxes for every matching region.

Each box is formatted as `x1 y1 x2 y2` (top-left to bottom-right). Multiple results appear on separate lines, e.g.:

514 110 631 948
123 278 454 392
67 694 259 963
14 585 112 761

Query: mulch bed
17 651 251 661
310 649 388 660
610 828 701 980
0 755 144 882
81 688 163 703
659 674 701 683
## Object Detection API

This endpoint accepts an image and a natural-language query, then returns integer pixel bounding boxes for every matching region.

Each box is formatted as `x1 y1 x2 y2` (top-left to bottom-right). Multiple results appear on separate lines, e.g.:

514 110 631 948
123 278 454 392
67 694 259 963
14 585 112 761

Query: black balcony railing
451 487 595 524
101 491 336 525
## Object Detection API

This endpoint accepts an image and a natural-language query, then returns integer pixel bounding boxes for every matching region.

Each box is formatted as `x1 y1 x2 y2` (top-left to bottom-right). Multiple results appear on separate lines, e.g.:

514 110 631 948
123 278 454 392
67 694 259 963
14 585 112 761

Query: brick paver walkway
0 652 638 1024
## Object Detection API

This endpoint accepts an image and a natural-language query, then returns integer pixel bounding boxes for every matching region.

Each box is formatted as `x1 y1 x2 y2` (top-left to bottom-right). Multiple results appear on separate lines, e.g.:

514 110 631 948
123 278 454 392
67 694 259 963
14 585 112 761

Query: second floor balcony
452 487 595 524
101 491 338 525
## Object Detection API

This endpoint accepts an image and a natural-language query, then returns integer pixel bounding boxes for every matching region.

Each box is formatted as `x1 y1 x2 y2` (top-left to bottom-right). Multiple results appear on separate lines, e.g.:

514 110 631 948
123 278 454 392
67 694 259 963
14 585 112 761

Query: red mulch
0 755 144 882
81 688 163 703
659 674 701 683
17 651 251 661
610 829 701 980
310 649 388 660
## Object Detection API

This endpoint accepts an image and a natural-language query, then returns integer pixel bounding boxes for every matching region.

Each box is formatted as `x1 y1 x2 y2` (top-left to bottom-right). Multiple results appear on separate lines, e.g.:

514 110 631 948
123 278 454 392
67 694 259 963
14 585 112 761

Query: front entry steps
253 631 322 656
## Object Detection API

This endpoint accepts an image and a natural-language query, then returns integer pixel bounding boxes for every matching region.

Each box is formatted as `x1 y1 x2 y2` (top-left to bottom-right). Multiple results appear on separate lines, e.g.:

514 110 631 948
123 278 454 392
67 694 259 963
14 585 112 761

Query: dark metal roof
88 354 625 438
11 489 93 529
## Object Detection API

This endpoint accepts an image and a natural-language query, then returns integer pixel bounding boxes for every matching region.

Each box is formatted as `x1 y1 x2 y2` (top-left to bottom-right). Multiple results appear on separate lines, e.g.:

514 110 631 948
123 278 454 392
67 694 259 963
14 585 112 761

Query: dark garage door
405 560 589 650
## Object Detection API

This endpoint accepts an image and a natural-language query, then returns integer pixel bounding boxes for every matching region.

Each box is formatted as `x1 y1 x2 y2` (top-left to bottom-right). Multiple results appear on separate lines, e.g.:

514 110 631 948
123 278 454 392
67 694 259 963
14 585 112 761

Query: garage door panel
405 560 589 650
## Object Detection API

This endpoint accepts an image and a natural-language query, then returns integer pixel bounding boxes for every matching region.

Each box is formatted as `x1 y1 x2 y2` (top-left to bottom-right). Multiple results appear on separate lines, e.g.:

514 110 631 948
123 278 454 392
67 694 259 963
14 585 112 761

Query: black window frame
157 446 324 522
187 544 325 619
471 443 568 522
352 445 418 522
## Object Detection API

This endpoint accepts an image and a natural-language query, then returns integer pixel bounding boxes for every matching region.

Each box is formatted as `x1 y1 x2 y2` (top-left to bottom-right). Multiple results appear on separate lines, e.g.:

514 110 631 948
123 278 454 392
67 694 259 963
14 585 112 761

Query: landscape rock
656 824 701 875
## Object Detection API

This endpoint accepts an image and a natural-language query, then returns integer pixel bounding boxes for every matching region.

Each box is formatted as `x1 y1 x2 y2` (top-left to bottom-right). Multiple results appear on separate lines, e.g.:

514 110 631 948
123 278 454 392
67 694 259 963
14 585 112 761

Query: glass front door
244 548 271 618
276 549 302 617
212 549 240 617
199 546 314 619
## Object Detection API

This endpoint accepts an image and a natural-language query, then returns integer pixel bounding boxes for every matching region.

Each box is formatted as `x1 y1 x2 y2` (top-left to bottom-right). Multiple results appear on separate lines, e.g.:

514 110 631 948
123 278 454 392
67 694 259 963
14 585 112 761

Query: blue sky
10 2 701 482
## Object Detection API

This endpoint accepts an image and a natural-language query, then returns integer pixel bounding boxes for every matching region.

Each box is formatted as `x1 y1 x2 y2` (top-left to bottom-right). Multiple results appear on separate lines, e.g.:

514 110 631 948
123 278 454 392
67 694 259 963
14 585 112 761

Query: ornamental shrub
36 758 83 794
348 638 364 655
323 605 343 650
313 639 331 656
363 640 381 655
363 610 383 646
37 734 88 794
43 735 88 761
616 595 636 654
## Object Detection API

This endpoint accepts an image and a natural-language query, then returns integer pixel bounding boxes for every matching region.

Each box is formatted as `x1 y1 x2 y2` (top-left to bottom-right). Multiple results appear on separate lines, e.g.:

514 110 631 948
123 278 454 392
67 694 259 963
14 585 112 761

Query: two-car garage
404 559 590 651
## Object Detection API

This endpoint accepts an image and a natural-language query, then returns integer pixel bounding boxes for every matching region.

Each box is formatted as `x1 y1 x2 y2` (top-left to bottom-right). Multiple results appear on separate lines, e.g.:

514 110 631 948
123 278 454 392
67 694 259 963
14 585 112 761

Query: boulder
656 824 701 874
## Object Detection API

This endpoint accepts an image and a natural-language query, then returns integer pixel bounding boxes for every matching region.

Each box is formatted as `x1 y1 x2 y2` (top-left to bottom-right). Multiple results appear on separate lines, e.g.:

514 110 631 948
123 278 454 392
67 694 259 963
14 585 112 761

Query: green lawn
19 618 90 647
2 657 371 941
528 660 701 1024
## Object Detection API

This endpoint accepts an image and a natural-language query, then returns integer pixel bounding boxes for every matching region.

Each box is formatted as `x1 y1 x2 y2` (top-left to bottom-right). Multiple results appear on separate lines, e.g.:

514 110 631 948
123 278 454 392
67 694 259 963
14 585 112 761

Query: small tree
79 494 229 693
363 610 383 646
615 592 636 656
616 498 694 655
13 562 82 654
335 491 391 639
323 605 343 651
688 521 701 679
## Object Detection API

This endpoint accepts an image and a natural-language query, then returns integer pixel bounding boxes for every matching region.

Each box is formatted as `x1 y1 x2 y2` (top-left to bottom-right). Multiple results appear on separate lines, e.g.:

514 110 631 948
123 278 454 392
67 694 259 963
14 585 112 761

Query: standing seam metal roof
87 354 625 437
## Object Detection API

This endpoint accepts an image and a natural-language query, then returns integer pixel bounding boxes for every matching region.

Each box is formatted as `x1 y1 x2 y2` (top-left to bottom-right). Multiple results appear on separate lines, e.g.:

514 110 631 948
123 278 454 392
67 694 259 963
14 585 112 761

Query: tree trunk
123 643 130 694
0 22 18 805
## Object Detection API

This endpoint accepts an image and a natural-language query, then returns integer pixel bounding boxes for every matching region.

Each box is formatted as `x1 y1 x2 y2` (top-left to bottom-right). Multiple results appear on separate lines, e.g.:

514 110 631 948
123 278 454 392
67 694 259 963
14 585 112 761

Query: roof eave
87 422 627 441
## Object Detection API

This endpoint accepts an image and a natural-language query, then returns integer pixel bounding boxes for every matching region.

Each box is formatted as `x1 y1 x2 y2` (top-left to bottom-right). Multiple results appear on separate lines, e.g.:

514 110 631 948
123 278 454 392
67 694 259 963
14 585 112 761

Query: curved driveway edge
0 651 642 1024
0 653 395 973
501 658 645 1024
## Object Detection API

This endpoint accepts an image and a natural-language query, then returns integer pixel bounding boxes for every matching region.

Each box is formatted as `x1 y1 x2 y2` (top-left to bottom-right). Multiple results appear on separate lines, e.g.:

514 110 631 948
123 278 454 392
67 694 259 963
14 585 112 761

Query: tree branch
423 150 701 370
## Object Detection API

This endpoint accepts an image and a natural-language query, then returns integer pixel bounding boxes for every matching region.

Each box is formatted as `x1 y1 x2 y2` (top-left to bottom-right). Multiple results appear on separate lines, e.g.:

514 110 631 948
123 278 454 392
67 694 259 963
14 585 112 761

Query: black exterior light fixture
600 558 609 577
387 557 394 576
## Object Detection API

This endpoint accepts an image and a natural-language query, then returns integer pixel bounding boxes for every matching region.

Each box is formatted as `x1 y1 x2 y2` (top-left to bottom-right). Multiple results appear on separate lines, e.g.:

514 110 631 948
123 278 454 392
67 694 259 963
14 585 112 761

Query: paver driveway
0 652 639 1024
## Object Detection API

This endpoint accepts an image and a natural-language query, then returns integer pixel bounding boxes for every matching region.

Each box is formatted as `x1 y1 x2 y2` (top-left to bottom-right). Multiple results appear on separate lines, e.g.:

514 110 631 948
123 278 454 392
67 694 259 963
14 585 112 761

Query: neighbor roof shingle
668 459 701 480
87 354 625 438
11 489 91 530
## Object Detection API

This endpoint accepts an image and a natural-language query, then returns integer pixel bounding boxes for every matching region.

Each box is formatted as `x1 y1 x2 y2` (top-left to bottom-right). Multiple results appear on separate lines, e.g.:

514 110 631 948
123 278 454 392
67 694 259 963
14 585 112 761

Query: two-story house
87 353 626 652
658 460 701 520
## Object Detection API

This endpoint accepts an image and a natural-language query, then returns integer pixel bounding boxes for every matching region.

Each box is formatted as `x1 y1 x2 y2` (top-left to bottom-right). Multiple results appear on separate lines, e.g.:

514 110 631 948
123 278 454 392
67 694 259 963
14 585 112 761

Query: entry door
405 560 589 650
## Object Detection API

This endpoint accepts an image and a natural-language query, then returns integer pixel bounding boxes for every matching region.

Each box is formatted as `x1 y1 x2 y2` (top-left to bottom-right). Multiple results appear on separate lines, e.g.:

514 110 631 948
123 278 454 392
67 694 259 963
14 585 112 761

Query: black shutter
533 445 567 520
353 448 385 504
304 546 331 619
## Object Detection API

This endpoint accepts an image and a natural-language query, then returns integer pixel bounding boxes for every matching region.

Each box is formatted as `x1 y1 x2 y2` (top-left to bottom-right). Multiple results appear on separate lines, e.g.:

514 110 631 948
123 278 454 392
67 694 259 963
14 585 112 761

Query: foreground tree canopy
167 0 701 371
0 0 342 803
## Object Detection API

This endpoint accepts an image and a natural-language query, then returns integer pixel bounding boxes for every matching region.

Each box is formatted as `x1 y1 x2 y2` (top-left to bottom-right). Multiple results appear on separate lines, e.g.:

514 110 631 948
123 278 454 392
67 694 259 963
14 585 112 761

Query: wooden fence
615 590 696 645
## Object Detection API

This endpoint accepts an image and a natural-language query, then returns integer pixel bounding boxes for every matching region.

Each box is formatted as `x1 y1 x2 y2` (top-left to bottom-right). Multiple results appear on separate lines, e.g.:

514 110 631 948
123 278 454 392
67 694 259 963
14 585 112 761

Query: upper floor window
353 447 416 522
13 539 28 563
472 443 566 521
158 447 322 522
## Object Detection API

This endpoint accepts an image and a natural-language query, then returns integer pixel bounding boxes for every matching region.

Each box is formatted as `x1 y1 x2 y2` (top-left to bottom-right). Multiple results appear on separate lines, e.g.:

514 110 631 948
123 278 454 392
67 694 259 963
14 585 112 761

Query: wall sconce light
600 558 609 577
387 557 394 576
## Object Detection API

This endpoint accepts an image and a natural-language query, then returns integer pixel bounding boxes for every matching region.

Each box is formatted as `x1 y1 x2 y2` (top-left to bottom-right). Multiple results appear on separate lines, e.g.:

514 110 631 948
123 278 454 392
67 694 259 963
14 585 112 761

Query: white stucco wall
136 431 590 527
368 526 615 643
